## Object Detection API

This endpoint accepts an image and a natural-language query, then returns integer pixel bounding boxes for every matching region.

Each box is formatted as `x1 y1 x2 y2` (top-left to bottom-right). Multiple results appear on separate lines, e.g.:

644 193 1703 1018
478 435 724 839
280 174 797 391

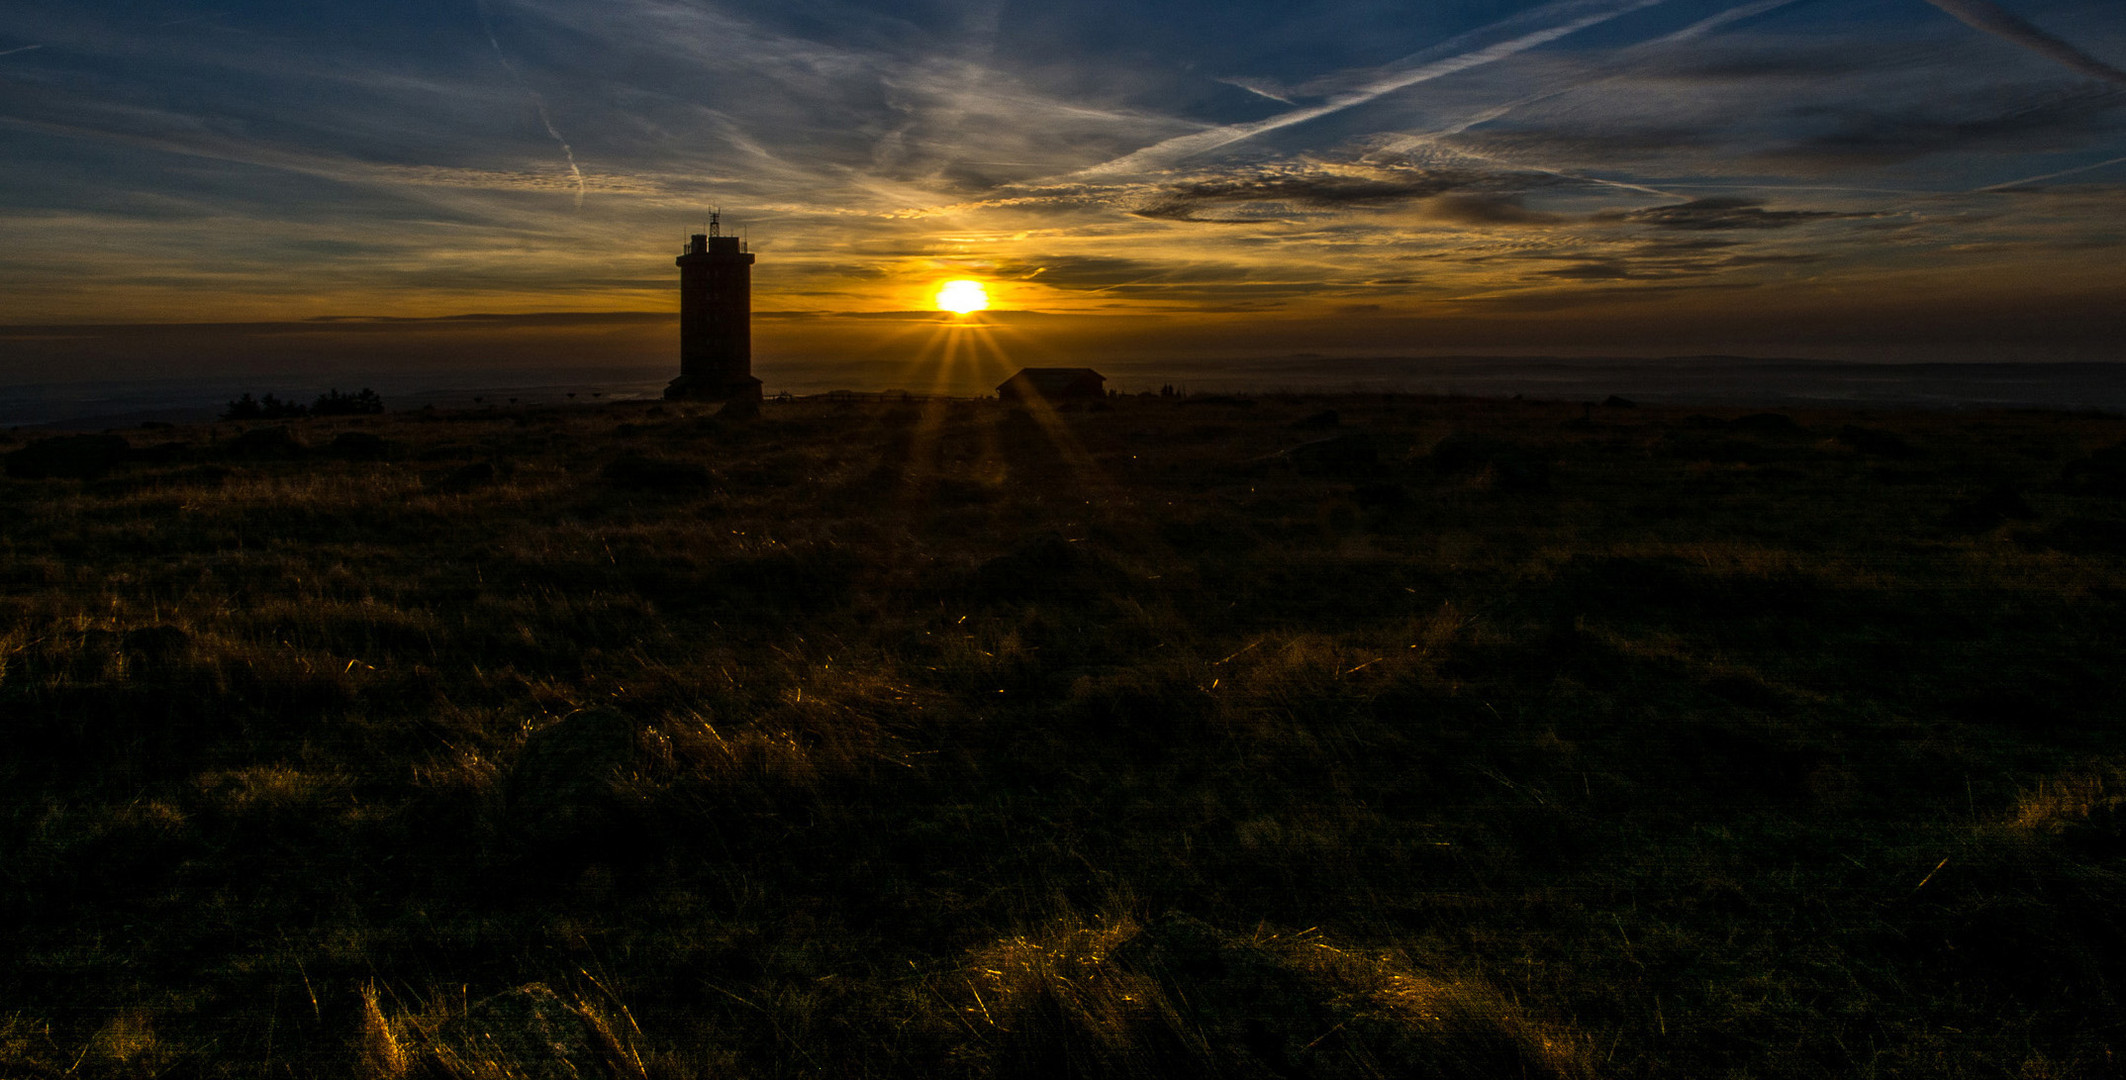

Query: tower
666 212 761 401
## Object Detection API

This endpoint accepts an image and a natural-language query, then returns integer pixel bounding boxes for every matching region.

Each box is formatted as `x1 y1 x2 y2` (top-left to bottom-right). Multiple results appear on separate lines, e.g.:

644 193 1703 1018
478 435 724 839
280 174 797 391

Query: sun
935 279 989 314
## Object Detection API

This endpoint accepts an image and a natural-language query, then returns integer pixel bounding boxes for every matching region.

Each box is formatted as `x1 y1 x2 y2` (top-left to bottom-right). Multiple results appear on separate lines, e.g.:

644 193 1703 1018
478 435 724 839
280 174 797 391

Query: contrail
1218 77 1296 105
1396 0 1808 146
473 0 587 207
1072 0 1673 178
1649 0 1804 45
0 14 220 61
1920 0 2126 85
153 13 228 29
1362 0 1801 198
1976 152 2126 190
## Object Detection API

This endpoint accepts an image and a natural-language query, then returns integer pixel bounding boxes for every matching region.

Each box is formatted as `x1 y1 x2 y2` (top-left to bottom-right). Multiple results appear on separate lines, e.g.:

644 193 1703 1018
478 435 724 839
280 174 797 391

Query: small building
997 368 1106 402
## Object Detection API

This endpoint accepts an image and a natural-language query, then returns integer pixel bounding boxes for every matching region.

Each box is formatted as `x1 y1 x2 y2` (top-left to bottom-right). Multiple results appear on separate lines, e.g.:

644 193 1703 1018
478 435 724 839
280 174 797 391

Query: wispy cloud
1125 160 1568 222
1378 0 1807 147
1920 0 2126 84
1218 77 1296 105
1 0 2121 347
1070 0 1673 179
1977 152 2126 190
0 114 655 199
1749 82 2126 171
1605 196 1871 230
474 0 586 207
1101 0 1807 208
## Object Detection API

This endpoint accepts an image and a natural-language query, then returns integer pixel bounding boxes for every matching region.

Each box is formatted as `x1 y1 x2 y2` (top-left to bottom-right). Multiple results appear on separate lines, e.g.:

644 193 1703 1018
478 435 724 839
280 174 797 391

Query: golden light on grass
935 279 989 314
10 395 2123 1080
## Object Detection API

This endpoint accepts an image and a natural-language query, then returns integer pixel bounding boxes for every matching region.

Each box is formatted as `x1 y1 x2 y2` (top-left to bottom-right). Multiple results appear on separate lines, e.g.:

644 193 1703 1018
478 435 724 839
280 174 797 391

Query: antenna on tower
709 209 721 238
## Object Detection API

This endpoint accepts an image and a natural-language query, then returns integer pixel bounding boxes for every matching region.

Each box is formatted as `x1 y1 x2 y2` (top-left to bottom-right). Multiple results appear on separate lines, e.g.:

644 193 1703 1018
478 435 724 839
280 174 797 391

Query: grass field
3 391 2123 1078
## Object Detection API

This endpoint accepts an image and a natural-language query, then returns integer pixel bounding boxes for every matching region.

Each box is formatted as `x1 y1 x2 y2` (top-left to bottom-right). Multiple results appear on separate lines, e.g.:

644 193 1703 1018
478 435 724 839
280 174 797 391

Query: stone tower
666 212 761 401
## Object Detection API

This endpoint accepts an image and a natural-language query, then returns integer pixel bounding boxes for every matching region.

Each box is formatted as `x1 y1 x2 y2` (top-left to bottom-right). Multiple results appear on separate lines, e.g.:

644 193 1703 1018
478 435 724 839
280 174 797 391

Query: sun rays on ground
877 313 1116 516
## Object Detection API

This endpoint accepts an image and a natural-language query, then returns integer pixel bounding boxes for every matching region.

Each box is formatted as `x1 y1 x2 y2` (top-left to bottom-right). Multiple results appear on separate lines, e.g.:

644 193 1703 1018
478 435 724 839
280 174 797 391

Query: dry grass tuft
5 395 2124 1078
360 983 410 1080
2011 764 2126 835
961 914 1591 1080
361 983 648 1080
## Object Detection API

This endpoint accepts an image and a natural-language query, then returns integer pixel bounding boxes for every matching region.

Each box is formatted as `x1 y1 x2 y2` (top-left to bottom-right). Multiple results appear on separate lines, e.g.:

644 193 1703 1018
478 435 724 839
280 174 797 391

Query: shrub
313 388 387 416
226 425 305 458
222 392 308 420
220 388 384 421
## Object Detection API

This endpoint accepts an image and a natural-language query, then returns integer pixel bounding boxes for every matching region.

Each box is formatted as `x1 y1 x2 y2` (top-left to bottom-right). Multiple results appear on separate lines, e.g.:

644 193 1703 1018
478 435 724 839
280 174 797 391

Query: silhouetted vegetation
312 387 387 417
2 393 2122 1077
224 387 384 420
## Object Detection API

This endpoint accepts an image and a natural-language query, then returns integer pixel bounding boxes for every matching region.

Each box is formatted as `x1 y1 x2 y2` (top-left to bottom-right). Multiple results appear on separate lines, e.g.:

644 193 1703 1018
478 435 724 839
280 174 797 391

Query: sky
3 0 2124 384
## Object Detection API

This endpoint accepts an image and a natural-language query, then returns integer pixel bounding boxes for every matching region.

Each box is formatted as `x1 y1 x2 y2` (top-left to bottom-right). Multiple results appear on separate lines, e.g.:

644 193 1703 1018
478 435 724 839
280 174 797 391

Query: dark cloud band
1922 0 2126 85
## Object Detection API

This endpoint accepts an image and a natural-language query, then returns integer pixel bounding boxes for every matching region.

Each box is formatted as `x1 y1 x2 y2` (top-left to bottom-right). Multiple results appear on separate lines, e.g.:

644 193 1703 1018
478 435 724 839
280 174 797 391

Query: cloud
1977 153 2126 191
1546 261 1637 279
5 0 2124 349
474 0 585 207
1218 77 1296 105
369 163 660 194
1636 43 1905 84
1752 84 2126 171
1606 197 1865 230
1636 236 1743 252
1365 0 1812 154
505 0 1196 194
0 114 663 201
1070 0 1671 179
1419 194 1563 225
1533 243 1823 279
1005 254 1252 292
1436 126 1718 170
1920 0 2126 85
1641 0 1804 45
1125 161 1567 222
1448 280 1763 313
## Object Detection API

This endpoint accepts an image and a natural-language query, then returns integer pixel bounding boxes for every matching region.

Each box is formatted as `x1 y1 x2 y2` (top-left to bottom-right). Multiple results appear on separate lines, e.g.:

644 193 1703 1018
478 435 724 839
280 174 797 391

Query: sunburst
935 279 989 314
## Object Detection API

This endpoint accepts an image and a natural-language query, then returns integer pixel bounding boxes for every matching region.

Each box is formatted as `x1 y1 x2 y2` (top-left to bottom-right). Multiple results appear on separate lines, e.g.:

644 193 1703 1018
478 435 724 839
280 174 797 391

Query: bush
226 425 305 458
222 393 308 421
313 388 386 416
221 388 384 421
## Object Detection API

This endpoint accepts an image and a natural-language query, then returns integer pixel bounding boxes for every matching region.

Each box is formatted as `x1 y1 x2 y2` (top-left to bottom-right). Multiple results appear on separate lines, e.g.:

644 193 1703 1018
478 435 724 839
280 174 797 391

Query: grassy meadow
2 391 2123 1078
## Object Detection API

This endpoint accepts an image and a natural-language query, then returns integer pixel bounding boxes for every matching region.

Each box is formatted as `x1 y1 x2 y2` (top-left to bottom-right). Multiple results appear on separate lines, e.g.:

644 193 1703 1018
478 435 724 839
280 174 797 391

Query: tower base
663 374 763 402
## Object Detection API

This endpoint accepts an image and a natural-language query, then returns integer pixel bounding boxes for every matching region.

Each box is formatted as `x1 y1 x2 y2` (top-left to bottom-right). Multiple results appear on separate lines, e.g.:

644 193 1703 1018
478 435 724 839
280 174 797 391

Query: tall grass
2 394 2122 1076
